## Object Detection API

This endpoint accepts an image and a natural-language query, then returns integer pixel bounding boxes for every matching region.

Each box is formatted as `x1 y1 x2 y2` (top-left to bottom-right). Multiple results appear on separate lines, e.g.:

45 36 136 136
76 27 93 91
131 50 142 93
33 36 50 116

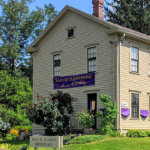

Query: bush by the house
127 129 150 137
109 131 124 137
78 111 95 129
96 93 118 134
26 91 74 135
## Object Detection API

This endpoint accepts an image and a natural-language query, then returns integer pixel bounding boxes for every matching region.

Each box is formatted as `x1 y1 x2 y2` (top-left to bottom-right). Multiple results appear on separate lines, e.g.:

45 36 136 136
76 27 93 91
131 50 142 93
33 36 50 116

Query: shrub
5 133 18 141
0 105 30 127
109 131 122 137
127 129 150 137
67 135 104 144
26 91 74 135
0 118 11 137
10 129 19 136
12 125 32 133
96 94 118 134
78 111 95 128
146 130 150 136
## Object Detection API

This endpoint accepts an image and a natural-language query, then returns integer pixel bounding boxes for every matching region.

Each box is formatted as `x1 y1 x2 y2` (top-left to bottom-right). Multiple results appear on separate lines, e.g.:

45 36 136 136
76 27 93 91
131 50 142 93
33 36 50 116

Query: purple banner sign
54 72 95 89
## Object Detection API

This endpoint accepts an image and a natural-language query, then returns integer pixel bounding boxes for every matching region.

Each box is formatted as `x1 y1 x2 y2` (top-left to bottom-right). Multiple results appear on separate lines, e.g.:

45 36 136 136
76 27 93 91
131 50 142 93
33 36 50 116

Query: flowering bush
0 118 11 137
78 112 95 129
26 91 74 135
10 129 19 136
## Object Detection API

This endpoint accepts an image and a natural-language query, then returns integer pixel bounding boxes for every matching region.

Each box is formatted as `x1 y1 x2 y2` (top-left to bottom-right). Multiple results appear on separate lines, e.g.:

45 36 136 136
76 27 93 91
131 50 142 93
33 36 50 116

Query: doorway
87 93 97 128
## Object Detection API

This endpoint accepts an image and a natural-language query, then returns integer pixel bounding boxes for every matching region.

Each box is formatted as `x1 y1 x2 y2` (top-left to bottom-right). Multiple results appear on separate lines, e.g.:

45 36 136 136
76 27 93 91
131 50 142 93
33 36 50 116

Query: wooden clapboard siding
120 39 150 133
32 11 117 130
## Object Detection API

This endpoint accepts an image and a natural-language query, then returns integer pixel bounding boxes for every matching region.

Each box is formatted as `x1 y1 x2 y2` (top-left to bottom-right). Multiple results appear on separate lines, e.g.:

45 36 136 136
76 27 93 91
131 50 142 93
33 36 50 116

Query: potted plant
78 111 95 134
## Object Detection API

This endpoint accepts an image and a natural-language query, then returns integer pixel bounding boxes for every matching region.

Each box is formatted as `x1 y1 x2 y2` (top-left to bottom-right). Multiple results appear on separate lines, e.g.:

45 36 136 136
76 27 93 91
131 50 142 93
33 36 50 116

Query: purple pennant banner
121 108 130 117
141 110 149 118
54 72 95 89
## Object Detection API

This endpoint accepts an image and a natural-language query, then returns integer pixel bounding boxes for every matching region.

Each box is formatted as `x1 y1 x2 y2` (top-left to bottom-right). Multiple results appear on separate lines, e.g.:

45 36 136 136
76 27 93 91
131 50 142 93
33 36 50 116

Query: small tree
78 111 95 129
26 91 74 135
97 93 118 134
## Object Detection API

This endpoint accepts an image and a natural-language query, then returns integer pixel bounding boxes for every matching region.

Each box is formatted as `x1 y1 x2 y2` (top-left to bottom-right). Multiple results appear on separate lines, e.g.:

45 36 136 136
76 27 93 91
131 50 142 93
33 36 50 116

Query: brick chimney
92 0 104 19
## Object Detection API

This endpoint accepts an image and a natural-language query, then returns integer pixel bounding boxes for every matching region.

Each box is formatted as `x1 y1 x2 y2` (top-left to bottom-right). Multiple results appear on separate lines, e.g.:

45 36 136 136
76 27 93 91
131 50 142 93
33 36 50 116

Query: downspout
117 32 126 133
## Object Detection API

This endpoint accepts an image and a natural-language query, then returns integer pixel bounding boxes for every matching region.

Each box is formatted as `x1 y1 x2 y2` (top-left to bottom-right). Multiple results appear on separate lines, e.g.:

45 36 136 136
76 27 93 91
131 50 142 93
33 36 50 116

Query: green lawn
1 136 150 150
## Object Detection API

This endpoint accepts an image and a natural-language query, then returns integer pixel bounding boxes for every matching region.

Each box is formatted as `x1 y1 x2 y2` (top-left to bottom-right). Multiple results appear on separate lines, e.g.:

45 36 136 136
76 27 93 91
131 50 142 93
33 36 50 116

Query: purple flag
141 110 149 118
121 108 130 117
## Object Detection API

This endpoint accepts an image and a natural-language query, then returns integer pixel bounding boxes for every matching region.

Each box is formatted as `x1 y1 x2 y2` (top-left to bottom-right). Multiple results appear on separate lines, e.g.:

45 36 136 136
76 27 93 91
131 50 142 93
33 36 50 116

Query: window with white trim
88 47 96 72
131 93 139 118
53 55 61 77
131 47 139 73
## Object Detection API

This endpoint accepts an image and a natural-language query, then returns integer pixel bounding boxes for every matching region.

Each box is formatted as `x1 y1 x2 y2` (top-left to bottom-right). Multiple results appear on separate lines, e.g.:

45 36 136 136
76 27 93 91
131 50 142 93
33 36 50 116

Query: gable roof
26 5 150 53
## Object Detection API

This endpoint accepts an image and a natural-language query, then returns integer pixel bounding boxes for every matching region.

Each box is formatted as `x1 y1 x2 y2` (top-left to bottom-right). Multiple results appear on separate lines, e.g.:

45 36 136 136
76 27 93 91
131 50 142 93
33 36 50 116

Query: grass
0 140 28 150
67 135 104 144
63 137 150 150
1 136 150 150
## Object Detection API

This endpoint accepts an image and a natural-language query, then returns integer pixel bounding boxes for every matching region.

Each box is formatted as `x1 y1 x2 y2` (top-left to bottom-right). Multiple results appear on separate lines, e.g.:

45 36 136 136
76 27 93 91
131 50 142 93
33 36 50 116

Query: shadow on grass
0 140 29 145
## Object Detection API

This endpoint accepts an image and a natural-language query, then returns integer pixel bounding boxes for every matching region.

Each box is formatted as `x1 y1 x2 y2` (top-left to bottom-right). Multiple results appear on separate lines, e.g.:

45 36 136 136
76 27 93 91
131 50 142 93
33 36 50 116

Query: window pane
68 29 74 37
89 66 92 72
131 93 139 118
131 47 139 60
88 47 96 72
93 66 96 72
53 54 61 77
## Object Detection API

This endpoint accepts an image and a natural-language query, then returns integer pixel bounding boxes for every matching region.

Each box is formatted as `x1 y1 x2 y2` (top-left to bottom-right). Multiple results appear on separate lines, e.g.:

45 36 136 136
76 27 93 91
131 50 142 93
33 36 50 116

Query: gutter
117 33 126 133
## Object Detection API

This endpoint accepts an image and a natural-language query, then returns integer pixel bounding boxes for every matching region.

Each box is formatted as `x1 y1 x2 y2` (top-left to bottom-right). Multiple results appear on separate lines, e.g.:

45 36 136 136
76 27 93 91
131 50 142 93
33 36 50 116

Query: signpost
30 136 63 149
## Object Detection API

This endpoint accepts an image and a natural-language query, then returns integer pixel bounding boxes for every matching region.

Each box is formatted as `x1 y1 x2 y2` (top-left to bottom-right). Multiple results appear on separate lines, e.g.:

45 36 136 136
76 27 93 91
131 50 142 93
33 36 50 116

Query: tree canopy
105 0 150 35
0 0 57 78
0 70 32 110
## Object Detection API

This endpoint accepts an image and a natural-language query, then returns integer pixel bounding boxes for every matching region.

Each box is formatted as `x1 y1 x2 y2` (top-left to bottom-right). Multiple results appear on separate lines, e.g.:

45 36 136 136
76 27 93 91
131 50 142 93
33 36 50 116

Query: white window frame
131 92 139 119
87 47 96 72
53 54 61 77
131 47 139 73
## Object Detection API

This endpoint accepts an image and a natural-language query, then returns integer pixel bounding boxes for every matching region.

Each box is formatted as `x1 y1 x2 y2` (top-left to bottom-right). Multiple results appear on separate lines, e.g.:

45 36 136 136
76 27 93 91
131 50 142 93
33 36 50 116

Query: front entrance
88 93 97 128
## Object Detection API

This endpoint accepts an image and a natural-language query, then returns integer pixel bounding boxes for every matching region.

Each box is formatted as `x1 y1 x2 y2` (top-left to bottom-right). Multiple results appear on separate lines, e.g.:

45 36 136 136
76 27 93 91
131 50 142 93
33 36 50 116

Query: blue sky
29 0 104 15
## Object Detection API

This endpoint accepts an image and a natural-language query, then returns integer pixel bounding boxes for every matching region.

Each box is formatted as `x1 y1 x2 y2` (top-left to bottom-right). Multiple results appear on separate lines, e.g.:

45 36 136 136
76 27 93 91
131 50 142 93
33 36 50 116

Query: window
131 47 139 73
68 29 74 37
131 93 139 118
88 47 96 72
53 55 61 77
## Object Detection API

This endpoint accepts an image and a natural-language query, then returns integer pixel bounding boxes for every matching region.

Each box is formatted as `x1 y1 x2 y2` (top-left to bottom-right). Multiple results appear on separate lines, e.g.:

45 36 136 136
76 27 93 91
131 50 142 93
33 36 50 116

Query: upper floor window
53 55 61 77
88 47 96 72
131 93 139 118
68 29 74 37
131 47 139 73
